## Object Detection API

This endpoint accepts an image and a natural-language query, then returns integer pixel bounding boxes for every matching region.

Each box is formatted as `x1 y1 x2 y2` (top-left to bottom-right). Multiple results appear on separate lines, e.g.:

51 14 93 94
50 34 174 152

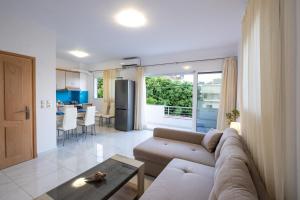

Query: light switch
46 100 52 108
41 100 45 109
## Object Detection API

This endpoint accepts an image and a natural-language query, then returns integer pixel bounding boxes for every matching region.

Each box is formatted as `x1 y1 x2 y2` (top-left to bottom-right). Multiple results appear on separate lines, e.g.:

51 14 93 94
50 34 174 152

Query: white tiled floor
0 127 152 200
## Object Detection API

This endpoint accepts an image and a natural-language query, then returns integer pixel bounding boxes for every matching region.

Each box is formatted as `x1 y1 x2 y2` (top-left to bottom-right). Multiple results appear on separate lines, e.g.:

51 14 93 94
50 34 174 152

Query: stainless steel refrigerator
115 80 135 131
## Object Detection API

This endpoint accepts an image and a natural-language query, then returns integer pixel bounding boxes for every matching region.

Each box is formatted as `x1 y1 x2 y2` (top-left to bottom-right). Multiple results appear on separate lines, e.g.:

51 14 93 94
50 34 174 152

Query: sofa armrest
153 128 204 145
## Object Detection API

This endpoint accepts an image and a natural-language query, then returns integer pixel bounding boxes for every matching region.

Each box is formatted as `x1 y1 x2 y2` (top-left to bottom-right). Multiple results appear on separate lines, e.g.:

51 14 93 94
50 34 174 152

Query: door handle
15 106 30 120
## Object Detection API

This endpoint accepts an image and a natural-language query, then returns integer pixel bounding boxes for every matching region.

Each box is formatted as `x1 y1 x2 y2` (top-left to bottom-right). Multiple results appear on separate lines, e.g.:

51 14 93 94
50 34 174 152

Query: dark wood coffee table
35 154 144 200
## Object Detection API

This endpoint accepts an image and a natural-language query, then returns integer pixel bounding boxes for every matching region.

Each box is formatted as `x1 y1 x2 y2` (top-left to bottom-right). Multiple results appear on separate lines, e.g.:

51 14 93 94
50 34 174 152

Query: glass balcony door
145 74 194 131
196 72 222 132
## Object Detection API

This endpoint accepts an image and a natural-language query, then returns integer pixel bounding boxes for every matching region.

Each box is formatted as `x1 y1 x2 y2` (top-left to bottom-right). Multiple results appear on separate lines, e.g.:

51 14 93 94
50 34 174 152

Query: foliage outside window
146 76 193 107
146 76 193 117
95 77 103 99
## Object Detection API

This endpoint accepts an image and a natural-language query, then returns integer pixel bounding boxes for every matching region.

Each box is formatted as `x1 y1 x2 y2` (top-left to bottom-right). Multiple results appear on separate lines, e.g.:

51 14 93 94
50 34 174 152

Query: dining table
56 109 87 121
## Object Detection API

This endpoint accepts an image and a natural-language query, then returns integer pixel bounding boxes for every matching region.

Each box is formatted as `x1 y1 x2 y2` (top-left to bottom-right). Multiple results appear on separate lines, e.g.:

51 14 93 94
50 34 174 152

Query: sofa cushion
134 137 215 168
215 128 239 160
201 129 223 153
215 136 249 172
216 133 271 200
153 128 204 145
209 157 258 200
139 158 215 200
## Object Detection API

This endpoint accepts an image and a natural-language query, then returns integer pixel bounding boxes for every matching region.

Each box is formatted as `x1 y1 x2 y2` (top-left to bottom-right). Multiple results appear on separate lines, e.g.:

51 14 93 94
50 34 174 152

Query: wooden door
0 51 36 169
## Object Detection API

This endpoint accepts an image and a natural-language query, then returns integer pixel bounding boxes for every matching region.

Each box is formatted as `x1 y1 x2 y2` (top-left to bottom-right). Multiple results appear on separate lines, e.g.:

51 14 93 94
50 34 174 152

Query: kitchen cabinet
66 71 80 89
80 72 89 90
56 70 66 90
56 69 88 90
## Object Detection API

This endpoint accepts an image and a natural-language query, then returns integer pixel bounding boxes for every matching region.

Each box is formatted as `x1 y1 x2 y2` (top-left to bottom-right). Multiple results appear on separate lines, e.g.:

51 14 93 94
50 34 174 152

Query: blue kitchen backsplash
56 90 88 104
79 91 88 103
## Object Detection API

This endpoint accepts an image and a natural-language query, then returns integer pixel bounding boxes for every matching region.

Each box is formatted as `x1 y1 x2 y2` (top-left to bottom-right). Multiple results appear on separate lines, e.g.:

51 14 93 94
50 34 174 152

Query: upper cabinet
65 71 80 89
56 69 88 90
56 70 66 90
80 73 89 90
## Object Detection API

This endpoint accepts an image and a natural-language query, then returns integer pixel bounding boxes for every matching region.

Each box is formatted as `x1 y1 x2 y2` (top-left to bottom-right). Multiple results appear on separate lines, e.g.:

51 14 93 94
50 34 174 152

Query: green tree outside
145 76 193 107
97 78 104 98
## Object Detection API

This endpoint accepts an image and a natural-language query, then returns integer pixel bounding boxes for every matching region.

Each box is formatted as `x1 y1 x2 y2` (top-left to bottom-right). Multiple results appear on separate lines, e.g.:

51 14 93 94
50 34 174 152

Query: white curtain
134 67 146 130
103 69 118 104
241 0 282 198
217 57 237 130
240 0 298 199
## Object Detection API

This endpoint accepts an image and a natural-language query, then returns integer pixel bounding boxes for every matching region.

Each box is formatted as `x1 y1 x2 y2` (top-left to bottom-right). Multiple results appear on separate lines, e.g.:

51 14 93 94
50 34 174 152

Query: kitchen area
55 66 136 145
56 69 91 109
55 68 95 143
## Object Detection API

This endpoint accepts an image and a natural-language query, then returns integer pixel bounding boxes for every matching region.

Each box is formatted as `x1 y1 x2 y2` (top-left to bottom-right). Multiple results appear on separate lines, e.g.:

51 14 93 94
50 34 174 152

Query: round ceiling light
183 65 191 70
69 50 89 58
115 8 146 28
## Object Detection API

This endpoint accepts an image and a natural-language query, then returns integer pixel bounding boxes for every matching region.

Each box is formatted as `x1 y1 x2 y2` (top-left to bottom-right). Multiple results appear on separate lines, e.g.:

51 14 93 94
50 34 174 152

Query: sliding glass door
145 74 194 131
196 72 222 132
143 70 222 133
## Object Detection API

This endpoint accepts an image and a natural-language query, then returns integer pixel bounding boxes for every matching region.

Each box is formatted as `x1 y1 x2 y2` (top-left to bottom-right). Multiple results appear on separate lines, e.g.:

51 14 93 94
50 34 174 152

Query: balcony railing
164 106 192 118
146 105 193 130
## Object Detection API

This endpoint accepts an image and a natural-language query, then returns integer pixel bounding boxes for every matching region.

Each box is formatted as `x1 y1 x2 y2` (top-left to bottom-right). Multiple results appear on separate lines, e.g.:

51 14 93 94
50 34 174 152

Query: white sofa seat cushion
140 158 215 200
134 137 216 167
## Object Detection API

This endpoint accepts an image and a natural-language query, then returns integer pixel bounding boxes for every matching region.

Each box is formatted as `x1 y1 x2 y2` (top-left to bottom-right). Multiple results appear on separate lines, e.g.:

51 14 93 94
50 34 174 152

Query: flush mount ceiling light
69 50 89 58
115 8 146 28
183 65 191 70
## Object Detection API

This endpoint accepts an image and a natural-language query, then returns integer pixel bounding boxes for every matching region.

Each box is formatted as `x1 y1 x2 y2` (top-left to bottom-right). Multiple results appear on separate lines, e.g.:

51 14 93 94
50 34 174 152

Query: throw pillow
201 129 223 153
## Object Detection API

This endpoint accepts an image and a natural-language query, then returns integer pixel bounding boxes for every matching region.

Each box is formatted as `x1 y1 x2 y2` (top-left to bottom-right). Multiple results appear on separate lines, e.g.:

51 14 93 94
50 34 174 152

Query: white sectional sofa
134 128 270 200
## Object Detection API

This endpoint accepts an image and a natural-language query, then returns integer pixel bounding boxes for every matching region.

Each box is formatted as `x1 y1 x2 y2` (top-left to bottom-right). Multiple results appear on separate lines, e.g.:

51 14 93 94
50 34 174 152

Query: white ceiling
1 0 246 64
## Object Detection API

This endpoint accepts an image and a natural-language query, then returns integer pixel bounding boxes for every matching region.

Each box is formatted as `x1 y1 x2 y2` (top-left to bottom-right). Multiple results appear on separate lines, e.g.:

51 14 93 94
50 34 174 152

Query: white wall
56 57 94 71
87 46 237 72
143 59 224 76
86 46 235 85
56 57 80 70
141 45 237 66
119 68 138 81
0 15 57 153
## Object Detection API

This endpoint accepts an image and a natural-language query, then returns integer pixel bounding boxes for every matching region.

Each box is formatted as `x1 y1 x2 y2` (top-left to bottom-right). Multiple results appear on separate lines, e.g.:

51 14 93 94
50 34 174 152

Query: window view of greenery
146 75 193 117
96 78 104 98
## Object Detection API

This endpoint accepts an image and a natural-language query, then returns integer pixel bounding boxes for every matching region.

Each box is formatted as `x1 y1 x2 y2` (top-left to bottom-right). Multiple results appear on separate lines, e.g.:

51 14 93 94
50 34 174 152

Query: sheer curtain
134 67 146 130
217 57 237 130
240 0 296 199
103 69 117 103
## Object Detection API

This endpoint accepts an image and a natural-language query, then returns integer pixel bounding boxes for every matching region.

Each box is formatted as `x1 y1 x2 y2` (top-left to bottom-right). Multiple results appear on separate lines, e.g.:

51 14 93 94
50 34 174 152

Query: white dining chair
57 107 78 146
95 101 109 126
78 106 96 137
63 105 75 109
102 102 115 127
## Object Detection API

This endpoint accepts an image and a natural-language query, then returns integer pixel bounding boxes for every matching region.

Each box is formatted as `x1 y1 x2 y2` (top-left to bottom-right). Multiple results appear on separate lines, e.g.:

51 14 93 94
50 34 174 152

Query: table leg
137 164 145 198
